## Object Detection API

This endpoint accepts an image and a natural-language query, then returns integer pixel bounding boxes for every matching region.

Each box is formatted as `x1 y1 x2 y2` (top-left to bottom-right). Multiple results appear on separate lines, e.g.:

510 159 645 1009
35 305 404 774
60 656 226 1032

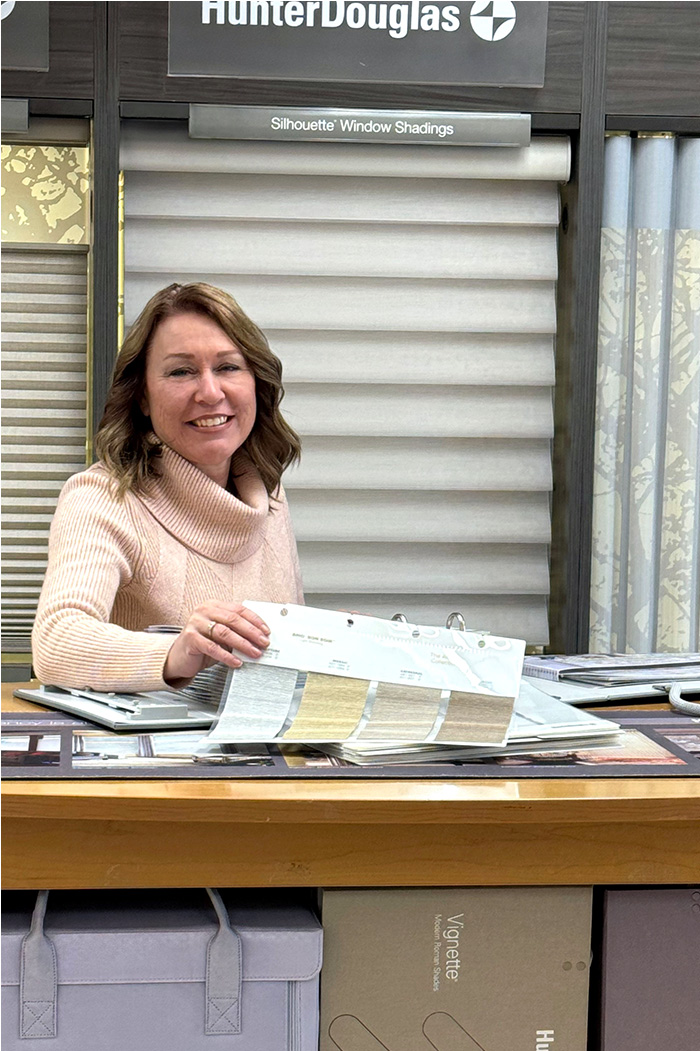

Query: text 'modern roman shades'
121 121 570 644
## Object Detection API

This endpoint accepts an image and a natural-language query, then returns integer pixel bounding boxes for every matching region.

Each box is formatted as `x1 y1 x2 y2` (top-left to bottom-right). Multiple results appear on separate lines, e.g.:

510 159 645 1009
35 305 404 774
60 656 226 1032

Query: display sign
189 104 530 145
1 1 49 72
169 1 548 86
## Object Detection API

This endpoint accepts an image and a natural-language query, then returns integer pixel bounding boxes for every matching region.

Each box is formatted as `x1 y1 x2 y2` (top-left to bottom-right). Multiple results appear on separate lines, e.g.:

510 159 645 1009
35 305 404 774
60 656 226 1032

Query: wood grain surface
606 2 700 116
1 2 95 100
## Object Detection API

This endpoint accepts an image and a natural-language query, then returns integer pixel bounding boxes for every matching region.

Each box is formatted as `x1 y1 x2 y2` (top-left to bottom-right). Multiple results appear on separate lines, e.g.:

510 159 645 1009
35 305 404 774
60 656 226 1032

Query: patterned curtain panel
590 134 700 653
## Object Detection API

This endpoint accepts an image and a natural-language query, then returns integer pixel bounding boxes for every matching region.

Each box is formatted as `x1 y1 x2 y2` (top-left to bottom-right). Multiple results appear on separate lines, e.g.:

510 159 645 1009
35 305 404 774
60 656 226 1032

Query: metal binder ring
446 612 466 631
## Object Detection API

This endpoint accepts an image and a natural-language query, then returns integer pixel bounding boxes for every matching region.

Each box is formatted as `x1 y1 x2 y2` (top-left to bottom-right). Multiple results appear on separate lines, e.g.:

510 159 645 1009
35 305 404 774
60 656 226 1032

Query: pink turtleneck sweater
32 446 303 692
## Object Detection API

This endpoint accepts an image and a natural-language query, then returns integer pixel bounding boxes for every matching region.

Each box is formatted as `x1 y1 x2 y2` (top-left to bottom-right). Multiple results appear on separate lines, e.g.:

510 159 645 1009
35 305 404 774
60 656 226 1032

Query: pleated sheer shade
1 247 88 648
121 122 570 643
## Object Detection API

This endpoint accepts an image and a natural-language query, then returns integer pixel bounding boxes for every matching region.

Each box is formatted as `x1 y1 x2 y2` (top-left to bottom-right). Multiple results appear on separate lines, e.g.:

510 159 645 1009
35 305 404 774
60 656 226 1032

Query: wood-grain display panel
118 0 583 112
1 2 95 100
4 775 700 889
4 812 699 890
606 2 700 116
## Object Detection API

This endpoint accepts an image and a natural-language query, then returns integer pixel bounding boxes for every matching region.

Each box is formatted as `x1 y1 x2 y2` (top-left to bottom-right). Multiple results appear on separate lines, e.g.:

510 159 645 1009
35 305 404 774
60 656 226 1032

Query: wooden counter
3 683 700 889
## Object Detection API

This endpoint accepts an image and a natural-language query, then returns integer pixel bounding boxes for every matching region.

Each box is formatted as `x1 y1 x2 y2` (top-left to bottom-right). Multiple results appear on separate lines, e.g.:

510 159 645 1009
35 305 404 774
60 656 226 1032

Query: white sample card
239 602 525 697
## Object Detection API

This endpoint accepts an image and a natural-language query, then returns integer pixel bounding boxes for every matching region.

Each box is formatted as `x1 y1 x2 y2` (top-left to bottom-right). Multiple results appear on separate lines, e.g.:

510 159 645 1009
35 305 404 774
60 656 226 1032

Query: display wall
3 1 700 661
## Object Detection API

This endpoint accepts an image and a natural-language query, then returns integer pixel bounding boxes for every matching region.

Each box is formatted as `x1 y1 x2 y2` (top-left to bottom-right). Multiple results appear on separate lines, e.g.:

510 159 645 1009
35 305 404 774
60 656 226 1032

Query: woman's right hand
163 602 271 685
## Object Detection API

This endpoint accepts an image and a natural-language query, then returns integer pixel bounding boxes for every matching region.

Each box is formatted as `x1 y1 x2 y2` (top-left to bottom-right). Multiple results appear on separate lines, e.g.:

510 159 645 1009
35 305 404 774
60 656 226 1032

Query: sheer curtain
590 134 700 653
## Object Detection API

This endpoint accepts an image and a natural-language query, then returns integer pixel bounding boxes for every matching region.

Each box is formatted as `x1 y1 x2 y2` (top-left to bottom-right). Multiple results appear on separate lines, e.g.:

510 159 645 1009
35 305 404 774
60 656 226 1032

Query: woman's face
142 311 257 487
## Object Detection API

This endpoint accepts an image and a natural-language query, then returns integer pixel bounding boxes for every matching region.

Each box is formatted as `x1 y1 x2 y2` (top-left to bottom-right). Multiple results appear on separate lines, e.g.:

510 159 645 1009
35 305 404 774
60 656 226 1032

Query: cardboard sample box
600 886 700 1051
320 887 592 1051
2 888 322 1051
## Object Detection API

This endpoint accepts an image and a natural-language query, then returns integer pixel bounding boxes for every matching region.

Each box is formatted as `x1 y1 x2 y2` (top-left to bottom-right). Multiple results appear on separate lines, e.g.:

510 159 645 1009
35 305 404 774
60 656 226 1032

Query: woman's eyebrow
162 349 243 361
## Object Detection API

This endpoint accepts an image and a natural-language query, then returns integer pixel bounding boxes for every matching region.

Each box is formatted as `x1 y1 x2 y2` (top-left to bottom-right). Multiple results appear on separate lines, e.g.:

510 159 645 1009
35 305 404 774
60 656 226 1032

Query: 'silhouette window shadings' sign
168 0 548 85
203 603 525 746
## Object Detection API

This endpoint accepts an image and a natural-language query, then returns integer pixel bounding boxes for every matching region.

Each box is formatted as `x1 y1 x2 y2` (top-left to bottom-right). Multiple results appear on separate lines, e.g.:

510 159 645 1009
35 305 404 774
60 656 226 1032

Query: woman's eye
168 368 193 377
218 363 241 373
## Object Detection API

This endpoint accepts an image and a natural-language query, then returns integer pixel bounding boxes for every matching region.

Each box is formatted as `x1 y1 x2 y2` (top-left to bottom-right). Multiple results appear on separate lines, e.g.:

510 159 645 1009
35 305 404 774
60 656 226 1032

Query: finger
209 622 267 660
209 603 270 636
209 612 271 651
194 632 243 669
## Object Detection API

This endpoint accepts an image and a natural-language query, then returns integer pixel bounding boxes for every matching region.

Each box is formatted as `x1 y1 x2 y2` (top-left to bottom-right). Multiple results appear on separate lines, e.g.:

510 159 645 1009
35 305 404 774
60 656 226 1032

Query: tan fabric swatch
435 691 514 744
283 673 369 740
357 683 443 740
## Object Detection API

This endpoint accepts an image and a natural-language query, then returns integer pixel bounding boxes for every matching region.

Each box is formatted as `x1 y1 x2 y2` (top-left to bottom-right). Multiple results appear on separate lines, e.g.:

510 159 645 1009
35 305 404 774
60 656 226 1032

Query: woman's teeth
192 415 229 428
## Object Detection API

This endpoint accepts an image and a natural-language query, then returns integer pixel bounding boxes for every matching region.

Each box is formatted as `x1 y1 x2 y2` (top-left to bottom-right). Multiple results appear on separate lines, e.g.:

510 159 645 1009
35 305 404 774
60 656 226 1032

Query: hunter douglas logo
170 0 546 86
201 0 516 41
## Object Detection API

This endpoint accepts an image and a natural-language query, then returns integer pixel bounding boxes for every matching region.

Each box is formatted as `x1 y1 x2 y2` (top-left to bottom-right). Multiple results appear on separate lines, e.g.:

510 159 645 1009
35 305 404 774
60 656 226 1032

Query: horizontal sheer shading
121 122 571 180
125 274 556 333
1 248 88 647
122 122 569 643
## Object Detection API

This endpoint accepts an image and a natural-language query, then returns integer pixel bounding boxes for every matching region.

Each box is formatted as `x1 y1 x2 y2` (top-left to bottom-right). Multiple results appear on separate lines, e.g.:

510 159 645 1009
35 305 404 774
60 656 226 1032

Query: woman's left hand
163 601 270 684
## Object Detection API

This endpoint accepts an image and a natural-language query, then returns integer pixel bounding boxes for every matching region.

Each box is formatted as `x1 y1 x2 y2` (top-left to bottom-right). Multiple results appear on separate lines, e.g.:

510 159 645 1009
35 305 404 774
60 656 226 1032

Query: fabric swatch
435 691 514 745
284 673 369 740
356 682 443 741
212 664 298 740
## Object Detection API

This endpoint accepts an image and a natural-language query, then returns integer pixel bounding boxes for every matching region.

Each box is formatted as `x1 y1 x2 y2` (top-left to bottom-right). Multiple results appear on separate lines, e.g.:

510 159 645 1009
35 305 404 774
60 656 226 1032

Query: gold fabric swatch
283 673 369 740
357 683 443 741
435 691 514 744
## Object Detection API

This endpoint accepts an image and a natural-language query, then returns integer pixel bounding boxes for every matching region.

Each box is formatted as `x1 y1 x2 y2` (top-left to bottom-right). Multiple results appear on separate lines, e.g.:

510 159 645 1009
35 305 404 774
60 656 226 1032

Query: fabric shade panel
121 121 570 644
1 247 89 649
591 134 700 653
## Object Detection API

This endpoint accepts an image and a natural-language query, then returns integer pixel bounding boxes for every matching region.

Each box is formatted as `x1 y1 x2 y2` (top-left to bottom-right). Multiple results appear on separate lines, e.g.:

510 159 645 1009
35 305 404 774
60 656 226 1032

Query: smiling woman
31 283 303 692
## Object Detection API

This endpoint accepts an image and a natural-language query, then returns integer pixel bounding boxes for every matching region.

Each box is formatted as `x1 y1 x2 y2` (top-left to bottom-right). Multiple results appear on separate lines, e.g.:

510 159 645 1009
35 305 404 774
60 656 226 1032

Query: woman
32 282 303 692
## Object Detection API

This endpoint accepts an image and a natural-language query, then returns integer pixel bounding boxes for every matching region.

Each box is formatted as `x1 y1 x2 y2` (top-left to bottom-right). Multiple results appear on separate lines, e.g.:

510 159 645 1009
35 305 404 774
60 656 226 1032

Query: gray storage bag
1 888 322 1050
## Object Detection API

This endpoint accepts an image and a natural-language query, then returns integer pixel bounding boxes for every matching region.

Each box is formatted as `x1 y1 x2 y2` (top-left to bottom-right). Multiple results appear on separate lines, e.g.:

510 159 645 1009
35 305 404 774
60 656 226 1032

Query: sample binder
320 887 592 1051
206 602 525 747
600 887 700 1051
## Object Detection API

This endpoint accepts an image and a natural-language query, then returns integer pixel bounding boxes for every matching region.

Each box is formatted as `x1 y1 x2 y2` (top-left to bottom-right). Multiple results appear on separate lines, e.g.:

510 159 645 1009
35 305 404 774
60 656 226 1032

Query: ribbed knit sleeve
32 471 174 692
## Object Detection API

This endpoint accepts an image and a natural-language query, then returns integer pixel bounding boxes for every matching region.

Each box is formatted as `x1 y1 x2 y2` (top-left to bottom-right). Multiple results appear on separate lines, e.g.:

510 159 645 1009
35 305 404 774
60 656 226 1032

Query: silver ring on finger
206 620 217 641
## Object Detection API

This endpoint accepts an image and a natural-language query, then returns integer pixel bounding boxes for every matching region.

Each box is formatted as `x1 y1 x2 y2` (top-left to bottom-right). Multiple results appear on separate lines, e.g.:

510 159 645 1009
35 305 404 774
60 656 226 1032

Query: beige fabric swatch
357 683 443 741
435 691 514 744
284 673 369 740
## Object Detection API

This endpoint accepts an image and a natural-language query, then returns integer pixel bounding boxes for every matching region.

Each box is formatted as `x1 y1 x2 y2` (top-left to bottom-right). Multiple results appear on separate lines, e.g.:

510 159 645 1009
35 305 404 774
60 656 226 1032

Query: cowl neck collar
135 444 270 563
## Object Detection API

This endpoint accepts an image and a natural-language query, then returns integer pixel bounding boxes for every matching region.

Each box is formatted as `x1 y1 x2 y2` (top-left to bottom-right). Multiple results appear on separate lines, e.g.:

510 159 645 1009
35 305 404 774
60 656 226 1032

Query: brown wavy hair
94 283 301 497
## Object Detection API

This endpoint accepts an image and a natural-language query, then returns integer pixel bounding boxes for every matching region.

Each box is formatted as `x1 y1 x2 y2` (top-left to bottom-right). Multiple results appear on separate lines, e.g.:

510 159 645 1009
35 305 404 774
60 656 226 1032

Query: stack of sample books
523 652 700 686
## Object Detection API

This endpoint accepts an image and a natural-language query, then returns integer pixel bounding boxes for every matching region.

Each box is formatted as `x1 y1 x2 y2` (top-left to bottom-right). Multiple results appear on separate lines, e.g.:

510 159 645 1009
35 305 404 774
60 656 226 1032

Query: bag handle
20 890 58 1039
19 889 242 1040
204 887 243 1035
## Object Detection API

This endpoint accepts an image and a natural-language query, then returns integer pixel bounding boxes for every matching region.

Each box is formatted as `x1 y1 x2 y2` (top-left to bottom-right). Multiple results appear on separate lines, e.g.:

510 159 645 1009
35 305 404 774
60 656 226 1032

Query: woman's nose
194 369 223 402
